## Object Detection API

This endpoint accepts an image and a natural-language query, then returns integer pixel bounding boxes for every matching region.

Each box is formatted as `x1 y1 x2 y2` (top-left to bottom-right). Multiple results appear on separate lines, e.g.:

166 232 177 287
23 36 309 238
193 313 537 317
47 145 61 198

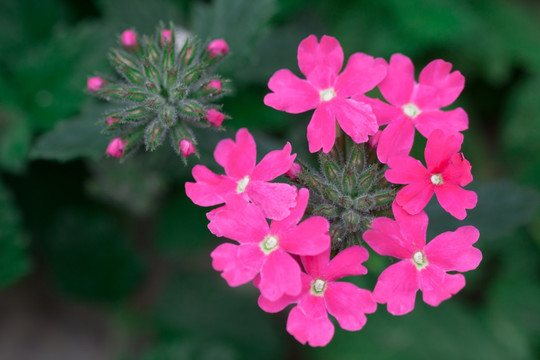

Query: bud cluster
87 24 230 161
292 139 395 250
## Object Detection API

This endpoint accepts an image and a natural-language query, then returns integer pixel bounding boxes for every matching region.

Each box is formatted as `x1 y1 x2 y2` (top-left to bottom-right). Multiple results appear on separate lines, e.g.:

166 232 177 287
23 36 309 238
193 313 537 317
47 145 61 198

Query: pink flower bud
106 138 126 158
207 39 229 58
121 30 137 49
206 109 225 127
285 162 302 180
206 80 222 91
87 77 104 92
179 139 195 158
106 117 119 125
161 30 172 45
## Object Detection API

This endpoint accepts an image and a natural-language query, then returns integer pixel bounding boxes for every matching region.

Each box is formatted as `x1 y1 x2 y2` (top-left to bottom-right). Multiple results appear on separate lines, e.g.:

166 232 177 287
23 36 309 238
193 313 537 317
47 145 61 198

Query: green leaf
0 180 30 289
0 107 31 173
30 101 110 162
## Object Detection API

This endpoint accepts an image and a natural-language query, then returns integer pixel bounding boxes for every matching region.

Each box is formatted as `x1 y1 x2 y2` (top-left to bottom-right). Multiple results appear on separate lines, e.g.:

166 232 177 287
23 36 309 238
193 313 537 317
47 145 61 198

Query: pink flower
87 77 104 92
207 39 229 57
356 54 468 163
209 188 331 301
185 128 298 220
363 203 482 315
257 246 376 347
205 109 225 127
264 35 387 153
179 139 195 157
121 30 137 49
385 130 477 219
106 138 126 158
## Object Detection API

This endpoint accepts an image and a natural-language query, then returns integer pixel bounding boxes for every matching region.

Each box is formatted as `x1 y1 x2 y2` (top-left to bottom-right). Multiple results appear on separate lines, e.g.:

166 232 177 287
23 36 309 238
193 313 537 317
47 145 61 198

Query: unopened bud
106 117 120 125
342 210 361 232
106 138 126 158
87 77 104 91
206 80 222 91
161 30 172 45
285 163 302 180
205 109 225 127
207 39 229 58
179 139 195 158
121 30 138 49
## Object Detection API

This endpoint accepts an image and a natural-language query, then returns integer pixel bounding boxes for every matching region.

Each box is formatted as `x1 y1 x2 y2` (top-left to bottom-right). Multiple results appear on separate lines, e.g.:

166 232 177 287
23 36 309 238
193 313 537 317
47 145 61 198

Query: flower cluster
185 34 482 347
87 25 230 162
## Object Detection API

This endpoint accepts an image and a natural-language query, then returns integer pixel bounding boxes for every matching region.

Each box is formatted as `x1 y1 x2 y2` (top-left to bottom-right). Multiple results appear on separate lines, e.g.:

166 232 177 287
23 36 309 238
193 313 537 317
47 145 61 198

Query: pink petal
251 142 296 181
324 246 369 281
214 128 256 179
395 182 434 215
425 226 482 272
185 165 237 206
386 156 429 184
211 243 265 287
418 265 465 307
413 108 468 139
335 53 387 97
246 181 298 220
411 84 439 111
424 130 463 173
279 216 330 256
355 95 403 126
378 54 415 106
325 282 376 331
363 217 415 259
373 260 419 315
287 305 335 347
264 69 320 113
434 185 478 220
297 35 343 78
330 98 378 144
418 59 465 108
259 249 302 300
207 195 269 243
441 153 473 186
271 188 309 234
301 249 330 279
307 102 336 153
306 65 338 91
376 115 415 163
258 273 310 313
392 202 429 249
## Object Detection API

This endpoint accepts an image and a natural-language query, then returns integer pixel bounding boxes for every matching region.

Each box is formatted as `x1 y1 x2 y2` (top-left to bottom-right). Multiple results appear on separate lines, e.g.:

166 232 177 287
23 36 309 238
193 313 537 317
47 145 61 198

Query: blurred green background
0 0 539 359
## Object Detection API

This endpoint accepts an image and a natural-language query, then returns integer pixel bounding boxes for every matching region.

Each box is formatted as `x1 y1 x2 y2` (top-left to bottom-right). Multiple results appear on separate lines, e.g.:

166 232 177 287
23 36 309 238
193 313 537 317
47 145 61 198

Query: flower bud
87 77 104 91
106 138 126 158
206 80 222 91
161 30 172 45
179 139 195 158
106 117 119 125
205 109 225 127
207 39 229 58
285 163 302 180
121 30 138 49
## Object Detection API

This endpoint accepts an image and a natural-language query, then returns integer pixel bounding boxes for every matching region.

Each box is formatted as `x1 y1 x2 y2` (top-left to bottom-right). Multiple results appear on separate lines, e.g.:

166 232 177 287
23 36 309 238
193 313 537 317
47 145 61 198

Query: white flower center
236 176 250 193
430 173 443 186
320 88 336 102
403 103 421 118
412 251 428 269
260 235 279 254
310 279 327 296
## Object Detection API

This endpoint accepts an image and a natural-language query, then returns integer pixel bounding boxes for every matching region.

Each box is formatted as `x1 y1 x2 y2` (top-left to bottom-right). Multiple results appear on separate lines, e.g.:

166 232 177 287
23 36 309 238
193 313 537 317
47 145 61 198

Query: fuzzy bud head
206 109 225 127
106 138 126 158
121 30 137 49
179 139 195 158
207 39 229 58
87 77 104 92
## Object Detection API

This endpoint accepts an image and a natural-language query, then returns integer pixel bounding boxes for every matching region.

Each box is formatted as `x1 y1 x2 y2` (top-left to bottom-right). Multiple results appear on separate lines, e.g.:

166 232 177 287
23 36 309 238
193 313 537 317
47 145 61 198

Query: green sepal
319 152 341 182
109 50 145 85
159 105 176 127
144 121 166 152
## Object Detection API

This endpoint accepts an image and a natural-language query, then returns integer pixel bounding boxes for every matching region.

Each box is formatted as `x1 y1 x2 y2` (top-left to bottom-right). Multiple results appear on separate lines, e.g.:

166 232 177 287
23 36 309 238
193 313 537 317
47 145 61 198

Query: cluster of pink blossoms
186 35 482 346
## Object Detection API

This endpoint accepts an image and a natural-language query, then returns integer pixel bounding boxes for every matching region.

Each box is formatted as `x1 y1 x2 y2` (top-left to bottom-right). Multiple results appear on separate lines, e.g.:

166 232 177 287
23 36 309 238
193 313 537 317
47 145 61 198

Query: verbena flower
385 130 477 219
257 246 376 346
209 188 330 301
358 54 468 163
264 35 387 153
185 128 297 220
363 203 482 315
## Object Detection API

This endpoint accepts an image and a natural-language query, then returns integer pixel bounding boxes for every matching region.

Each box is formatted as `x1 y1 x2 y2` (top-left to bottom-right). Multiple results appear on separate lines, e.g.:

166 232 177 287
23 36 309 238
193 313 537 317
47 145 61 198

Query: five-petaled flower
185 128 298 220
264 35 387 153
209 188 331 301
385 130 477 219
363 203 482 315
